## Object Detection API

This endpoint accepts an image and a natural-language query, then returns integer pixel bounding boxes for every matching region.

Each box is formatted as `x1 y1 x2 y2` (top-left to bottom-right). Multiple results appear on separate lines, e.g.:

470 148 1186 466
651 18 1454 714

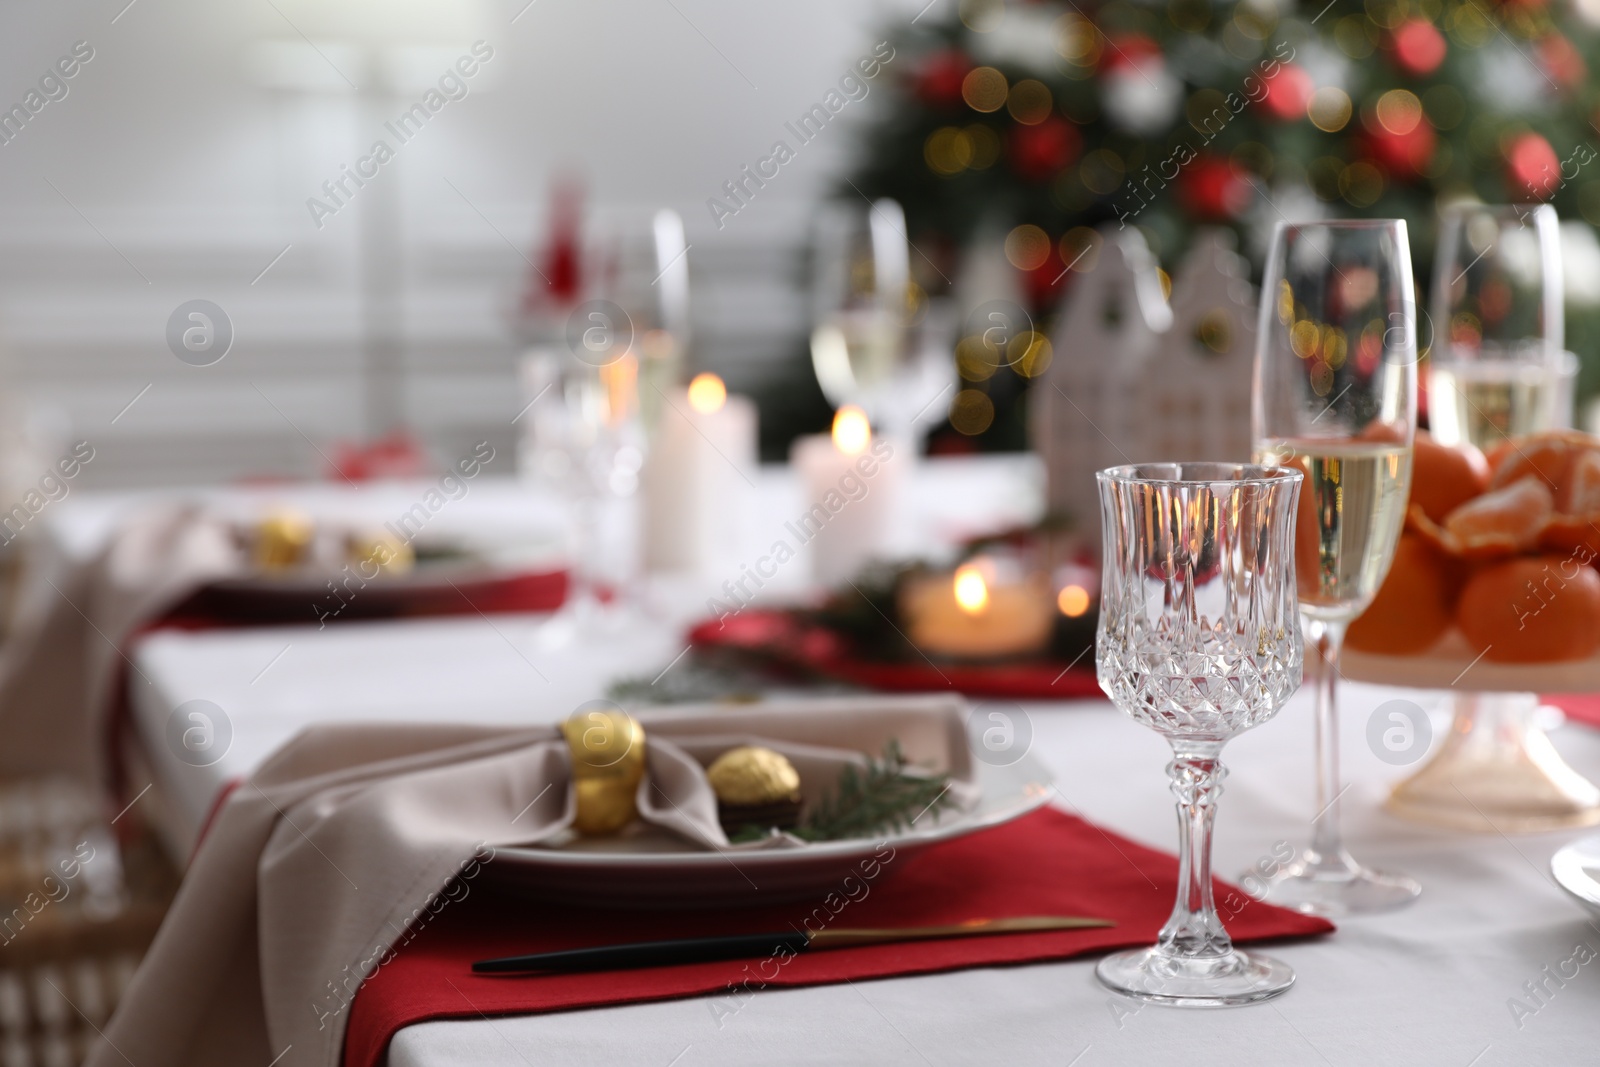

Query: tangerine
1409 433 1489 523
1561 448 1600 515
1457 554 1600 663
1443 477 1554 560
1347 534 1462 655
1488 429 1593 494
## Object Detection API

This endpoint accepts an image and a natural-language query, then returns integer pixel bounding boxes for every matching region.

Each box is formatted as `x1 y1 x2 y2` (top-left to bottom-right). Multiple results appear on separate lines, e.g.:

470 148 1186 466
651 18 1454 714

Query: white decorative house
1030 226 1258 544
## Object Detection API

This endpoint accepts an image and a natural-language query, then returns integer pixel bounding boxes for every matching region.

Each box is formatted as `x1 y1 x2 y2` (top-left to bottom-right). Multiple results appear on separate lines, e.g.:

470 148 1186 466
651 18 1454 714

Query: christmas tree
845 0 1600 447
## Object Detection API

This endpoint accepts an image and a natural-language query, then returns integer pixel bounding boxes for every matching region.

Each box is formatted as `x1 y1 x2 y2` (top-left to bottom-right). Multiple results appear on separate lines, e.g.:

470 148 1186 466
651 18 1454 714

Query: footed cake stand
1343 635 1600 834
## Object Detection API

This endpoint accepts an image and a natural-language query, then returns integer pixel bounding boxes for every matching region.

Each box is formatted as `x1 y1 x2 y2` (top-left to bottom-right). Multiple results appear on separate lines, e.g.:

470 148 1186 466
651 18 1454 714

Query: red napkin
1544 694 1600 730
690 609 1105 699
343 807 1332 1067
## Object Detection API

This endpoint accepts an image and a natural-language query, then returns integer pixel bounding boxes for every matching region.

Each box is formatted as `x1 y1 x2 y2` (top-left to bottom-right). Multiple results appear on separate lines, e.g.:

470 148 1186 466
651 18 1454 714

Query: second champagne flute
1252 220 1421 916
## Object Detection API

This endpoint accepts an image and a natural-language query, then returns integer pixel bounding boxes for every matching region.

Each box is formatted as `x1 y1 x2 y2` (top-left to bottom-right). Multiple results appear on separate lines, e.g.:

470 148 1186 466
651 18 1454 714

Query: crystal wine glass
1096 462 1304 1006
1252 220 1420 916
1428 203 1566 448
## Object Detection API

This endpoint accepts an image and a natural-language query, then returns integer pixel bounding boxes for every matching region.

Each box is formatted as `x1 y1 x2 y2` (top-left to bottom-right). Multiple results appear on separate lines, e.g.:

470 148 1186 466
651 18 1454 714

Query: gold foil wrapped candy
347 529 415 575
561 706 647 835
253 510 314 570
706 746 802 835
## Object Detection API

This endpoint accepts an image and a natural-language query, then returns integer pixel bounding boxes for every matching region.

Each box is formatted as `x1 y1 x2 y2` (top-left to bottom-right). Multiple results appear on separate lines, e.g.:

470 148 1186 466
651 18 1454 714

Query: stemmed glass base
1097 946 1294 1007
1258 848 1420 917
1386 692 1600 834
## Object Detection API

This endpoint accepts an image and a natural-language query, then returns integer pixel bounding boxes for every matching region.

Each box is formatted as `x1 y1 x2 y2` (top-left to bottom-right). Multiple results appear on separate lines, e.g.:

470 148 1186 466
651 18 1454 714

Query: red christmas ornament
1507 132 1561 199
1024 261 1066 310
1364 124 1437 178
1178 155 1251 219
1392 19 1447 76
1007 117 1080 182
916 49 971 109
1539 35 1586 92
1098 33 1162 75
1258 65 1313 122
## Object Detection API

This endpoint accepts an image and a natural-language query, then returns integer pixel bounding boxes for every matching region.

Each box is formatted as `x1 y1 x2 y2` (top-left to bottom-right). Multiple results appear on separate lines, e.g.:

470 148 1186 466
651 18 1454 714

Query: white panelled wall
0 0 917 486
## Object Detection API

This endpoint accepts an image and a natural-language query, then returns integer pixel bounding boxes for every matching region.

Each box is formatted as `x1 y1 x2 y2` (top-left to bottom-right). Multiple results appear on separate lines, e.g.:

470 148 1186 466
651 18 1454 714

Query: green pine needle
792 740 952 842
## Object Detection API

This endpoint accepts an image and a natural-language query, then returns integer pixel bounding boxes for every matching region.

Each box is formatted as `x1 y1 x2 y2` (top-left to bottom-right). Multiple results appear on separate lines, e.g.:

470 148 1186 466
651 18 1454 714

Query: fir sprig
793 740 953 842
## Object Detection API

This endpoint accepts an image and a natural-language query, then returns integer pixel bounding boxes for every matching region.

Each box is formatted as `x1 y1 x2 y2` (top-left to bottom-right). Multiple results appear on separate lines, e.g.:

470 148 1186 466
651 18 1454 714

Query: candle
900 557 1055 659
789 406 903 587
641 373 759 572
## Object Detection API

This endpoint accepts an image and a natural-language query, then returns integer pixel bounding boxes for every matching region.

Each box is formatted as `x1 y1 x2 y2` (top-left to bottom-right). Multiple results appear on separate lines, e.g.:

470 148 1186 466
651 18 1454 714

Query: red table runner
690 609 1105 700
343 807 1333 1067
1544 694 1600 730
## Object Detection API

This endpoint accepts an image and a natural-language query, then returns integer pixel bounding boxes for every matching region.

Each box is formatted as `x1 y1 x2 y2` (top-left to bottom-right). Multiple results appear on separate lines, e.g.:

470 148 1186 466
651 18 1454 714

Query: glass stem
568 491 603 617
1307 618 1350 867
1157 744 1231 961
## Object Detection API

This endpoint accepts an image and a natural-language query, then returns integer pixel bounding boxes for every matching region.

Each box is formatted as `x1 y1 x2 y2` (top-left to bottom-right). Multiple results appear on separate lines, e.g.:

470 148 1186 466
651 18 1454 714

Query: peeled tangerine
1441 477 1555 560
1410 433 1490 524
1487 429 1596 492
1348 534 1462 655
1456 554 1600 664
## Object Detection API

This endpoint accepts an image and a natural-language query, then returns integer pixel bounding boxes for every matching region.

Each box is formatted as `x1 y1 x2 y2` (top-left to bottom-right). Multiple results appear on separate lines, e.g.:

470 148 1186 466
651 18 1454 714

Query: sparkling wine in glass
1251 220 1420 916
1096 463 1304 1006
1428 203 1567 449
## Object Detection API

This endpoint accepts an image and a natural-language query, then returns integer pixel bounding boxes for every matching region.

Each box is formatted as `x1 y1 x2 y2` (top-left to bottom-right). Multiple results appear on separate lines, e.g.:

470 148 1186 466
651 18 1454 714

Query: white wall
0 0 919 484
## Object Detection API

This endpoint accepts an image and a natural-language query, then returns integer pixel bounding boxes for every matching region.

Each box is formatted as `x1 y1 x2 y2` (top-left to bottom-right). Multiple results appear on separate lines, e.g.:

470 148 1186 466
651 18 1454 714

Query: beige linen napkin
0 504 242 783
87 695 975 1067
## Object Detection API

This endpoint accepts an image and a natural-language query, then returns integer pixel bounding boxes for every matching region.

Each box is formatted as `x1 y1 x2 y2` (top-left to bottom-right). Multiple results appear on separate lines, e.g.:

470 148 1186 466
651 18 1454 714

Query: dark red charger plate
689 608 1104 700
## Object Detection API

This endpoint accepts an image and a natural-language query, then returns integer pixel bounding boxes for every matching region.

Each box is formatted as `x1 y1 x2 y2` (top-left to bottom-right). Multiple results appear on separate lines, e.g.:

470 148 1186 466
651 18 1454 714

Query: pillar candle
642 373 758 572
789 406 903 588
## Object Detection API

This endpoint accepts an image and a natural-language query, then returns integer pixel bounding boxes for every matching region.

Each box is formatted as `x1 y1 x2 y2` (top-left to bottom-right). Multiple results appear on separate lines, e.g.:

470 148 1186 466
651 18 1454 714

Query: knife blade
471 915 1115 974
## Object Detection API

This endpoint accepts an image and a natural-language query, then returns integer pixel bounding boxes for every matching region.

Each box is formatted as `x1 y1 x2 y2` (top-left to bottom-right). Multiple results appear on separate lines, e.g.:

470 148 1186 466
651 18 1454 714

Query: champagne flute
1251 220 1420 916
810 199 908 406
1096 463 1304 1006
1428 203 1566 449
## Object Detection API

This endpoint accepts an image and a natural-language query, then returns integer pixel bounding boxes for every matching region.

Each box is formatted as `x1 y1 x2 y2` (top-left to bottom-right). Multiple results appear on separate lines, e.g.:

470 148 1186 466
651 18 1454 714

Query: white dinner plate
1551 833 1600 921
491 751 1055 908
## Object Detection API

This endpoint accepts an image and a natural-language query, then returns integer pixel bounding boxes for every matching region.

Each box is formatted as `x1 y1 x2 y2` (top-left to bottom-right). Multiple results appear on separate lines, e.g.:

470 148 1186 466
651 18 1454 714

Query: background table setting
6 1 1600 1066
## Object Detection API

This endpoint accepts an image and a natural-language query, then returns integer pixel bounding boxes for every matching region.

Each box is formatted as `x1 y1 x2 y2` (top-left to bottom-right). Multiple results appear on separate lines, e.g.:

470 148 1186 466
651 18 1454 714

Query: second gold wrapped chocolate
706 746 802 835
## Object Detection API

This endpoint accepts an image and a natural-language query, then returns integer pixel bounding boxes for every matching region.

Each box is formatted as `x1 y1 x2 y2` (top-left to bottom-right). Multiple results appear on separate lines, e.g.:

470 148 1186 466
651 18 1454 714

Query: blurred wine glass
809 199 951 442
1386 205 1600 834
609 209 692 436
1428 203 1569 447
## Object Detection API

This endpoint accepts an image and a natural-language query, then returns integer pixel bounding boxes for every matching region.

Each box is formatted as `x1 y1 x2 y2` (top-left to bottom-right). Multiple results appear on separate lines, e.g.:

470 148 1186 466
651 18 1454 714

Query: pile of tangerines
1348 429 1600 664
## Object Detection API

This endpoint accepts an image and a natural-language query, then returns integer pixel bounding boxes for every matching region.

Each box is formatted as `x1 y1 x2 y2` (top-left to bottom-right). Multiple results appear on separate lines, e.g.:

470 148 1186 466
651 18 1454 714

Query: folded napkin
87 696 976 1067
0 504 241 783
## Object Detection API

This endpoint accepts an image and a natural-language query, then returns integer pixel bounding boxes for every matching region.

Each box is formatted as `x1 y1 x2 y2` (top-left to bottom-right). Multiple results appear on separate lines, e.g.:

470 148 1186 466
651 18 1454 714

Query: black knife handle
472 930 811 974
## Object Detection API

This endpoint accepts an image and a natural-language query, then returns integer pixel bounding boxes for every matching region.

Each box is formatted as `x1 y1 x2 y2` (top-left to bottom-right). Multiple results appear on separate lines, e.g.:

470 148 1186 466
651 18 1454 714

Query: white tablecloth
48 459 1600 1065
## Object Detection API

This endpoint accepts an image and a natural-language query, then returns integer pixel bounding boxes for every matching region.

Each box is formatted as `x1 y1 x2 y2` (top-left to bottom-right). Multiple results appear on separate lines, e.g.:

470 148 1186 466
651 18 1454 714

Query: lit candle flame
954 564 989 615
831 405 871 456
687 372 727 414
1057 584 1090 617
